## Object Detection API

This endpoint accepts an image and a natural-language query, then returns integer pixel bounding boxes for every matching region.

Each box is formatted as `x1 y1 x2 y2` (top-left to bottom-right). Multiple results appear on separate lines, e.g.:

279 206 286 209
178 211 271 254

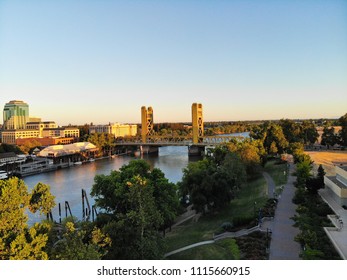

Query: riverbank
14 152 132 178
23 146 190 225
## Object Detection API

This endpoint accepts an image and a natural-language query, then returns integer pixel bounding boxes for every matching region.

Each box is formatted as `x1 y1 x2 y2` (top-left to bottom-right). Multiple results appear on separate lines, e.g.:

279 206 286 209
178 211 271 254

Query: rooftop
38 142 97 157
0 152 17 159
327 176 347 189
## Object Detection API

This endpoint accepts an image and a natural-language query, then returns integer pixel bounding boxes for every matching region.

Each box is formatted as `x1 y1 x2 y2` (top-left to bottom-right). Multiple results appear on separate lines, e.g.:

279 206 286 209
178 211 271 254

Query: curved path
165 164 302 259
262 171 276 199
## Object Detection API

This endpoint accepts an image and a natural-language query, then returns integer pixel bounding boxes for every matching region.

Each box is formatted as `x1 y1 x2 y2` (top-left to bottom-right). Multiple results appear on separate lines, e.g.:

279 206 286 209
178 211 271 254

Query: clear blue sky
1 0 346 125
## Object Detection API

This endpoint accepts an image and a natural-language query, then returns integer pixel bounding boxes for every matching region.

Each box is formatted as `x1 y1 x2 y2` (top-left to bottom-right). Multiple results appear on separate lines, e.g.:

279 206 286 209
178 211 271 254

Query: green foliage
278 119 318 145
339 113 347 146
0 143 23 154
301 120 319 144
18 139 42 154
91 159 179 259
321 126 339 147
250 122 288 155
235 231 268 260
317 164 326 185
0 178 56 260
218 239 240 260
223 139 264 174
165 172 267 254
296 159 313 186
86 132 114 156
29 182 56 215
292 154 340 259
179 149 246 214
300 247 325 260
232 215 254 228
48 221 111 260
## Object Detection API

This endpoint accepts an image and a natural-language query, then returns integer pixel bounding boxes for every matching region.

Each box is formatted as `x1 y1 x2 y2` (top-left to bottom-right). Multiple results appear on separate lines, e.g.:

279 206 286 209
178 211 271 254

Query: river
24 146 193 224
24 132 250 224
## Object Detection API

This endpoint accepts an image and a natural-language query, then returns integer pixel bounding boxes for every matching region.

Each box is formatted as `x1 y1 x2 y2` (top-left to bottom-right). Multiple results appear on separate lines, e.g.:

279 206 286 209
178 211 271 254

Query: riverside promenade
165 162 302 259
268 163 301 260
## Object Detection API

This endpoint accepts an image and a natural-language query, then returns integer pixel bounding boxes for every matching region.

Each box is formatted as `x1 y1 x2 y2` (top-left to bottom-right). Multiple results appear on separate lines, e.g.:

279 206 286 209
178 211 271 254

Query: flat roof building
324 164 347 206
89 123 137 138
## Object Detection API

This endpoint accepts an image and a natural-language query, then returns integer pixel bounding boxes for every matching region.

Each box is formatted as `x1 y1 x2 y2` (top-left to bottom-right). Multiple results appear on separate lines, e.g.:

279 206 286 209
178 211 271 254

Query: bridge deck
114 135 245 147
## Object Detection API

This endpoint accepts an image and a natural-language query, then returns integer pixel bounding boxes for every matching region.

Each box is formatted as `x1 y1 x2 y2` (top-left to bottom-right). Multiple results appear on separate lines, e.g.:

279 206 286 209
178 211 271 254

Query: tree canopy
91 159 179 259
339 113 347 146
179 147 246 214
0 178 55 260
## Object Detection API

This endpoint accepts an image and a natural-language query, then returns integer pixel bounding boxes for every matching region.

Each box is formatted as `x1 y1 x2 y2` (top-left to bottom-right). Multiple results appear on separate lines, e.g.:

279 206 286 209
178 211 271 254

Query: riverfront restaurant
38 142 99 164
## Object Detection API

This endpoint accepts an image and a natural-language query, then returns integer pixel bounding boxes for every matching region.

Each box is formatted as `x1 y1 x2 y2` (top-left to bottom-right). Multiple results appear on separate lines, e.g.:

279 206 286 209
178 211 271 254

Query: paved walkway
165 163 303 259
319 188 347 259
268 163 301 260
262 172 275 199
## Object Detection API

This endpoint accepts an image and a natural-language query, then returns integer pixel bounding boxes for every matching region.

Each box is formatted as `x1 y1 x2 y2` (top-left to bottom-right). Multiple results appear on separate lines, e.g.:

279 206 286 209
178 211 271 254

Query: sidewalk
268 163 301 260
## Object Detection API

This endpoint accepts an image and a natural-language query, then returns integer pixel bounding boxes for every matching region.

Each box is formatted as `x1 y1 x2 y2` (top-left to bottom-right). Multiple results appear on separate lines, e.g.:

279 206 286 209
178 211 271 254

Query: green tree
300 120 319 145
339 113 347 146
296 158 313 186
91 160 178 259
317 164 326 187
150 168 179 235
279 119 301 143
224 139 264 173
0 178 55 260
0 143 22 154
263 124 288 155
179 149 246 214
29 182 56 215
18 139 42 154
48 220 111 260
87 133 114 156
321 126 338 148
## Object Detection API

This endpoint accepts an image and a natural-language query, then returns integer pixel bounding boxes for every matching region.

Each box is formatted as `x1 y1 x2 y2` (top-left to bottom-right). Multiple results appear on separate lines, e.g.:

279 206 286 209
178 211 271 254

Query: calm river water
24 132 249 224
24 146 193 224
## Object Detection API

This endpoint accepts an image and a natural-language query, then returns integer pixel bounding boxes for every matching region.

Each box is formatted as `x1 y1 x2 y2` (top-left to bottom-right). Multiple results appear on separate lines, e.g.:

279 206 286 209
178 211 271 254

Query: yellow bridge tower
141 106 154 143
192 103 204 144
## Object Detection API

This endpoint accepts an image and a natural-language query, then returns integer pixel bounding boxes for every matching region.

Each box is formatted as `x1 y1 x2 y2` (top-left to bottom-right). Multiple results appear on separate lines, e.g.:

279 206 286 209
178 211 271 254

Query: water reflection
24 146 193 224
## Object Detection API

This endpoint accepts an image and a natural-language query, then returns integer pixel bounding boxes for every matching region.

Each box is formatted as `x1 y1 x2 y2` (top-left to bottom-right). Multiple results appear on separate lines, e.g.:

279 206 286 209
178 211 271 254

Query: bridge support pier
188 145 205 157
139 145 159 155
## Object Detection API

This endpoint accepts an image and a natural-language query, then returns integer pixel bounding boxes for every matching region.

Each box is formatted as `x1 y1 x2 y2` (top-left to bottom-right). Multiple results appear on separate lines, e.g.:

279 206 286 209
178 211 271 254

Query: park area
165 159 288 260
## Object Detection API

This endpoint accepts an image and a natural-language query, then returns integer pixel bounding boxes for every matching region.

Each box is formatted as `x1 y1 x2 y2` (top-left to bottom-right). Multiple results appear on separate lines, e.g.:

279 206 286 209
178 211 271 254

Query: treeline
320 113 347 147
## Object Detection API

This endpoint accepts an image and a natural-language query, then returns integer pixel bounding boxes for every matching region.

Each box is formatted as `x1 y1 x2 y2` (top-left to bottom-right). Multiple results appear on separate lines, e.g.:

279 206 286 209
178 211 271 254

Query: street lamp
254 201 257 224
266 228 272 252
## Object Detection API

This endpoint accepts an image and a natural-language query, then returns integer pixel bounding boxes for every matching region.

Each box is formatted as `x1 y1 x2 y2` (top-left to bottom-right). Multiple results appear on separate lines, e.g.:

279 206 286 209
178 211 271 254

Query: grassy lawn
164 173 268 254
263 158 288 186
167 239 239 260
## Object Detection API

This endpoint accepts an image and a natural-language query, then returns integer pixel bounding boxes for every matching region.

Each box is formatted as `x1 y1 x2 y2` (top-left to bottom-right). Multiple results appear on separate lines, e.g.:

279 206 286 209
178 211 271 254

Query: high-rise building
1 100 79 145
3 100 29 130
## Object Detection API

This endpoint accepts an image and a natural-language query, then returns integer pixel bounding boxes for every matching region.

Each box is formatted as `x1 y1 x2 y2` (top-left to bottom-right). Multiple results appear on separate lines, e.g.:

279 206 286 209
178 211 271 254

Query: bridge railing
114 135 245 146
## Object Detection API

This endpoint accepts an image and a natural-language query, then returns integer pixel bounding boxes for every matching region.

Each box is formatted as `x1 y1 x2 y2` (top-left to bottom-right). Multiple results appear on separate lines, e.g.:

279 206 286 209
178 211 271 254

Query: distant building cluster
0 100 138 148
89 123 137 138
1 100 79 145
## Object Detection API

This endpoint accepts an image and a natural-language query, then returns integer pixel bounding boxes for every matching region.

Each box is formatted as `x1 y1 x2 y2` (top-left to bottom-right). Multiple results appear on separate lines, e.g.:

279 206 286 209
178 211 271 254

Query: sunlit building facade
3 100 29 130
1 100 80 145
89 123 137 138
